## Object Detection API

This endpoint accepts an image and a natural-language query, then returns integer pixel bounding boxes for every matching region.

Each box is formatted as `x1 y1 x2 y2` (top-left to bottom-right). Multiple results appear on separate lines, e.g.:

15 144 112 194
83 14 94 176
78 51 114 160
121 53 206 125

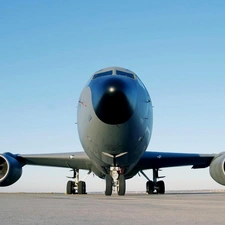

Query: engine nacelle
0 153 23 186
209 152 225 186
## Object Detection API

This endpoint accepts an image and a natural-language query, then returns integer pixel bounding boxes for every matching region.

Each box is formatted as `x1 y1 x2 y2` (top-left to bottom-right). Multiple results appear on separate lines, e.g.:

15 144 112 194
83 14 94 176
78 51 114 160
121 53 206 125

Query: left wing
135 151 215 170
128 151 225 186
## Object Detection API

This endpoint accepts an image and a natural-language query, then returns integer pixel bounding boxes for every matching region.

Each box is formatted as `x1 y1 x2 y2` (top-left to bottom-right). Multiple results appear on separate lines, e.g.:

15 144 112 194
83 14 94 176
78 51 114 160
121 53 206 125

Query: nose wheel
105 174 113 196
105 167 126 196
117 174 125 196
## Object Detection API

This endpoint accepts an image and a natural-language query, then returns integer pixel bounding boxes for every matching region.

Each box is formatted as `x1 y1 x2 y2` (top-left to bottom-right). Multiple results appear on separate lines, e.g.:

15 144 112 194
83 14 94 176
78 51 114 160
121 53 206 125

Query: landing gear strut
141 169 165 194
66 169 87 194
105 167 126 196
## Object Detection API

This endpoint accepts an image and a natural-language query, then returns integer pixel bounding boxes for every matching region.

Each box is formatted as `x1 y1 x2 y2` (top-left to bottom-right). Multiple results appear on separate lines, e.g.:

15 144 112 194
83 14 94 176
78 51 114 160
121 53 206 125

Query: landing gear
141 169 165 194
78 181 86 194
157 180 165 194
66 169 87 194
67 180 75 194
105 167 126 196
146 180 154 194
146 180 165 194
105 174 112 196
117 174 125 196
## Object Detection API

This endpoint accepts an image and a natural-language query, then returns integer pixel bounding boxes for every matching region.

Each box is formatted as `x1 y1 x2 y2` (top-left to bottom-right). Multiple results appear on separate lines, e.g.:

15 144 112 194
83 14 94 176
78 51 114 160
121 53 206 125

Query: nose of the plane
90 76 137 124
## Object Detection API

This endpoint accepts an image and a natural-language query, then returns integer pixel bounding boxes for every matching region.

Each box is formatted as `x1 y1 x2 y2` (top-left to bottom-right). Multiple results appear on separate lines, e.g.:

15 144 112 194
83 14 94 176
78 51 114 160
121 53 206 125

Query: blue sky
0 1 225 192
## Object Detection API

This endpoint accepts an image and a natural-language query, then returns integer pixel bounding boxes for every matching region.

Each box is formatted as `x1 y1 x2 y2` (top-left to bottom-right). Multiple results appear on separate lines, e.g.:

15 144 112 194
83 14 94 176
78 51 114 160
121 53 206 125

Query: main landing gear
66 169 90 194
105 167 126 196
141 169 165 194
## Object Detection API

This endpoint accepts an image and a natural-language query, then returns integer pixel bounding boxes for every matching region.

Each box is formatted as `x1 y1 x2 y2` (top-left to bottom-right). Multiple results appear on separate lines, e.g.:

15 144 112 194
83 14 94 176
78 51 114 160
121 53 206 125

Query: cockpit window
93 70 113 79
116 70 135 79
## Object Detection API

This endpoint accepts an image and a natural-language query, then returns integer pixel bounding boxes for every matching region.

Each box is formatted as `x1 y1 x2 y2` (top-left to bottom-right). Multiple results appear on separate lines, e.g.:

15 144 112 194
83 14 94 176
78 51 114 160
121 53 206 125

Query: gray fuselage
77 67 153 178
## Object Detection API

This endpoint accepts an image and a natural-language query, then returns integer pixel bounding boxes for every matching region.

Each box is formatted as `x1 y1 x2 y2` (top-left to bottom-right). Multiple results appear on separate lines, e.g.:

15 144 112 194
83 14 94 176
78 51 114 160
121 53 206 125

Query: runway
0 192 225 225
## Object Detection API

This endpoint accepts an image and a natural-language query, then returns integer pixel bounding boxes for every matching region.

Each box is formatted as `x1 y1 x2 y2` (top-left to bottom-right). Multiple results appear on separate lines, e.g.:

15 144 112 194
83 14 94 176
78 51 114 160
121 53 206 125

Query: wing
0 151 93 186
17 152 92 170
133 151 216 172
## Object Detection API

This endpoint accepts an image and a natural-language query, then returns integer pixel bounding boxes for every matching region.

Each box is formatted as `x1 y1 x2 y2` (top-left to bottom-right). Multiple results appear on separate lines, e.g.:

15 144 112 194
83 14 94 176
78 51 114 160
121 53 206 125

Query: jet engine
0 153 23 186
209 152 225 185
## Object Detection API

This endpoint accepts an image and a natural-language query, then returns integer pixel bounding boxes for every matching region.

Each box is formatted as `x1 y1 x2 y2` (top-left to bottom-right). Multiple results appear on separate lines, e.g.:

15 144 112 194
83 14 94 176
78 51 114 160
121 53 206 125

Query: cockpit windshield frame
93 70 113 79
116 70 135 79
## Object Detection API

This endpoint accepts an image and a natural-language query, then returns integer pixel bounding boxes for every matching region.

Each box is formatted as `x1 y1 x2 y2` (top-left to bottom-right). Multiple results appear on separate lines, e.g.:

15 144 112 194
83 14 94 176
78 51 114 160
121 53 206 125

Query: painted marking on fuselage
79 101 86 107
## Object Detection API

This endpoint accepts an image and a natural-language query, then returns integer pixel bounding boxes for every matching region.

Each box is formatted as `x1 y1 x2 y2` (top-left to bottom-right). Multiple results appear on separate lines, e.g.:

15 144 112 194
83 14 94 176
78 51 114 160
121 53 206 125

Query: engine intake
0 153 23 186
209 152 225 186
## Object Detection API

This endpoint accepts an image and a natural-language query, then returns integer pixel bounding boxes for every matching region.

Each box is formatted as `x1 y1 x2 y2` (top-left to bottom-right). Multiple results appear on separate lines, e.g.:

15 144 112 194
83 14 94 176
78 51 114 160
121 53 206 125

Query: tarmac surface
0 192 225 225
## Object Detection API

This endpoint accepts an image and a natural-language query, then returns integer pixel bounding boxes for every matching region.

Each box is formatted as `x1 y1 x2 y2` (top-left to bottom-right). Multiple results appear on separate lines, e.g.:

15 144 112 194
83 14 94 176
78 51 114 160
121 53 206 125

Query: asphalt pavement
0 192 224 225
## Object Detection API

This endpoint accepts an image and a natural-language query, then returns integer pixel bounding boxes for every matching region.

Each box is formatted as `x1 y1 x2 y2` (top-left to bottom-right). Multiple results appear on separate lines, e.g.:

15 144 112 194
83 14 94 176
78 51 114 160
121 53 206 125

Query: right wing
0 151 92 186
18 151 92 170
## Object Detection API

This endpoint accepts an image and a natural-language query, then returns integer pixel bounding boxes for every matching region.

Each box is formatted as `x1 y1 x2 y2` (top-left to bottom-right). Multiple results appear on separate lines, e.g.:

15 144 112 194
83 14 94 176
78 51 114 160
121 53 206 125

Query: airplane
1 66 225 196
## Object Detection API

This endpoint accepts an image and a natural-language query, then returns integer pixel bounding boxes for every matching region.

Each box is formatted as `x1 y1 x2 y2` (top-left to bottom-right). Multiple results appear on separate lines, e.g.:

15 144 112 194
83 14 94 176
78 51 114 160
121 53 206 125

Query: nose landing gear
105 167 126 196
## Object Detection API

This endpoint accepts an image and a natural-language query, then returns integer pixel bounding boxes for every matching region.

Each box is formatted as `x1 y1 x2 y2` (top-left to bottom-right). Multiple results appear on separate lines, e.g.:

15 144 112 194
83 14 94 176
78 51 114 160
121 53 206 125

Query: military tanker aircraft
1 67 225 196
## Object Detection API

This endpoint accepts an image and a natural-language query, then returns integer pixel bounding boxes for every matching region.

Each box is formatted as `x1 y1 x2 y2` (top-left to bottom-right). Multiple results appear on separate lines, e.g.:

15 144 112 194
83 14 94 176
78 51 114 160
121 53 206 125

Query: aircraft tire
146 180 154 194
66 181 75 194
105 174 112 196
118 174 126 196
157 181 165 194
78 181 86 194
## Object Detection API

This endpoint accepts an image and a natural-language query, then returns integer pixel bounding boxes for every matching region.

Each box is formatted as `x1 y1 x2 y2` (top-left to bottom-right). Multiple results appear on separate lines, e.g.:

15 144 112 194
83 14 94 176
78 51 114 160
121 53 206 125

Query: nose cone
90 76 137 124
